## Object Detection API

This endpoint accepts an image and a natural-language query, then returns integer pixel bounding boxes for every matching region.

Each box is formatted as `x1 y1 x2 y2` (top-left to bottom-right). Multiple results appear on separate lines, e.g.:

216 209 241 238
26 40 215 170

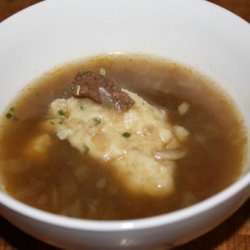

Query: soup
0 55 246 220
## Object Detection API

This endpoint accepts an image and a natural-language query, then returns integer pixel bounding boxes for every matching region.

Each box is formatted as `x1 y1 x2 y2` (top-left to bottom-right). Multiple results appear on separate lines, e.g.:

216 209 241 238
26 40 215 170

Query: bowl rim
0 0 249 232
1 0 250 27
0 172 249 231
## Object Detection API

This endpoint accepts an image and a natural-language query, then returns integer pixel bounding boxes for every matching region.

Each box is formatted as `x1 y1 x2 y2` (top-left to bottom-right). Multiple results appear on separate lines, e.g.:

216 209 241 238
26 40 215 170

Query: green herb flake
78 70 94 75
70 84 75 92
83 145 90 155
99 68 106 77
50 121 55 125
5 106 18 120
80 105 85 111
58 109 65 116
122 132 131 138
78 69 84 74
93 117 101 125
105 101 115 110
58 120 63 125
5 113 13 119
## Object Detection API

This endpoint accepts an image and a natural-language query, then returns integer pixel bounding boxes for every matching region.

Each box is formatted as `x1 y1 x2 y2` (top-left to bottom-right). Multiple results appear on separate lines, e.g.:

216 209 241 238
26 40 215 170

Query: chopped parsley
5 113 13 119
78 69 84 74
58 120 63 125
80 105 84 111
70 84 75 92
105 101 115 110
58 109 65 116
78 70 94 75
5 107 18 121
99 68 106 77
93 117 101 125
83 145 90 155
50 121 55 125
122 132 131 138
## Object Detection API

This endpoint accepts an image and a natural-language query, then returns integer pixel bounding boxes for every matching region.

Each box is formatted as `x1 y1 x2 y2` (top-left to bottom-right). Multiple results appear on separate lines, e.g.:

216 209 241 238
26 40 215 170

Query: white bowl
0 0 249 249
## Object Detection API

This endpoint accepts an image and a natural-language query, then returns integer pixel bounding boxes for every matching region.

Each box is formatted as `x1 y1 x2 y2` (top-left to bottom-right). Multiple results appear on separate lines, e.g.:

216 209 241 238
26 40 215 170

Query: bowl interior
0 0 249 224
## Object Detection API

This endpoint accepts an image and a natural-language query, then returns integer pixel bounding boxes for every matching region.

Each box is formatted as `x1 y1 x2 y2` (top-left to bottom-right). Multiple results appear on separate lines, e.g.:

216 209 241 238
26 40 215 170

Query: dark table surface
0 0 249 249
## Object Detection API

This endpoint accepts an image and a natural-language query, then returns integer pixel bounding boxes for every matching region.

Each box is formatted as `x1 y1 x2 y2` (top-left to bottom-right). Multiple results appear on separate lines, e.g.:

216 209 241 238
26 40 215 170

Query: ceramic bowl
0 0 249 249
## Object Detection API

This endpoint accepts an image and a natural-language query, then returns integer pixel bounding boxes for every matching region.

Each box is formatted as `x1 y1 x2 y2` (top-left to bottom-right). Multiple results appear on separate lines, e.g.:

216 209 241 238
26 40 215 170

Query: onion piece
98 87 116 110
178 102 190 115
165 137 180 150
173 126 189 143
155 150 186 160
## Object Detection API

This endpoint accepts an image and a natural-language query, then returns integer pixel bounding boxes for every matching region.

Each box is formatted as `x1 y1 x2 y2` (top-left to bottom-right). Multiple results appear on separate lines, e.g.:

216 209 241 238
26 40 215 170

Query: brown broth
0 55 247 220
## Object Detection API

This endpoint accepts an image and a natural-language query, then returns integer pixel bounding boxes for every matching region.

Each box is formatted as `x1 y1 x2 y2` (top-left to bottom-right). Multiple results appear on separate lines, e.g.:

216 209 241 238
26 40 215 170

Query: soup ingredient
0 54 246 220
71 71 134 112
178 102 190 116
25 134 51 159
99 68 106 76
49 89 188 197
5 107 18 120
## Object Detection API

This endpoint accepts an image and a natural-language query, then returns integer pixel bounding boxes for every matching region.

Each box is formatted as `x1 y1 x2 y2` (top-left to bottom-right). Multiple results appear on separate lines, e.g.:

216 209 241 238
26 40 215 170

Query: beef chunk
71 71 135 112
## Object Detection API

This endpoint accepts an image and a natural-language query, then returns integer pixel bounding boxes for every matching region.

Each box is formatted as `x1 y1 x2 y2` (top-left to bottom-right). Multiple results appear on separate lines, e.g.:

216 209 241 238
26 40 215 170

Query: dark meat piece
71 71 135 112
